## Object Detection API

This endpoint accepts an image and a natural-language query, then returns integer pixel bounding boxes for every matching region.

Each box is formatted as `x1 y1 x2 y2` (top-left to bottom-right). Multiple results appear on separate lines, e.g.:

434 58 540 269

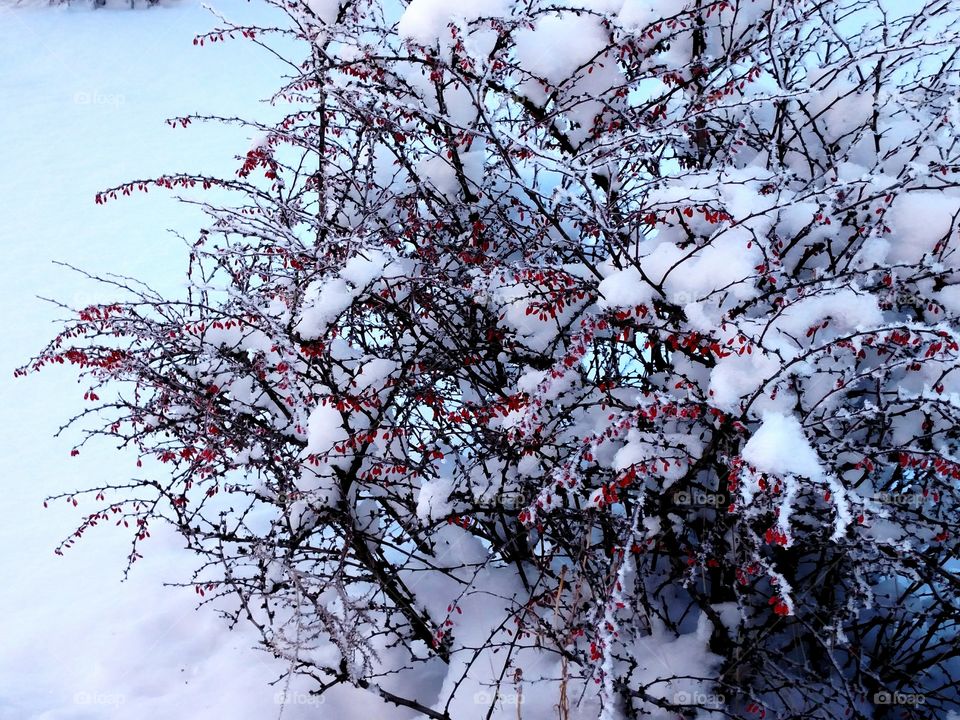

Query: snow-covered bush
22 0 960 718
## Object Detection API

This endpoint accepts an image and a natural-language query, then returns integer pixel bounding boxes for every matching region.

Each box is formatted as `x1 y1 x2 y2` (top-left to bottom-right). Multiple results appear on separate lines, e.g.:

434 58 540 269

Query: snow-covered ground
0 4 403 718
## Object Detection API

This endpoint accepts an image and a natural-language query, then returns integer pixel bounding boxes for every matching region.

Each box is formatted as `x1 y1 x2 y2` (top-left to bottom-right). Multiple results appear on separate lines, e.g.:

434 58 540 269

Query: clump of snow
742 412 824 480
296 400 350 511
353 357 397 392
416 476 455 521
885 190 960 264
618 0 669 28
513 12 609 89
765 288 883 356
295 277 354 339
708 348 782 414
598 266 652 308
627 614 724 718
304 401 348 457
295 249 396 339
305 0 340 25
341 249 390 286
398 0 509 46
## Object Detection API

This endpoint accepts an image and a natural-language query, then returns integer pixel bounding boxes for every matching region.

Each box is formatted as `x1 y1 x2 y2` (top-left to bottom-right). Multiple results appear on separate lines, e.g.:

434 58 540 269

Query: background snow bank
0 3 405 718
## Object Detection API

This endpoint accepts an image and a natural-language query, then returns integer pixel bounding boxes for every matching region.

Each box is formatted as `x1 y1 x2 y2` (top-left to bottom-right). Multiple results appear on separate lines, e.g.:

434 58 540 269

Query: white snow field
0 3 405 718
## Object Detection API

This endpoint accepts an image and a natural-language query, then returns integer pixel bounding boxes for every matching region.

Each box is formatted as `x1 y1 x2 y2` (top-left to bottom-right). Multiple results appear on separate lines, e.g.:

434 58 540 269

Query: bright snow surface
0 3 405 718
